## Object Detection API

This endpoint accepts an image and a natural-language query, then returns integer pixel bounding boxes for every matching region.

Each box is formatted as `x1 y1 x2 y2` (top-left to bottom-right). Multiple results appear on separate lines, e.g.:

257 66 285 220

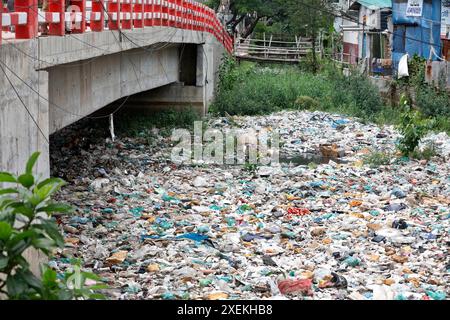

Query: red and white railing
1 0 233 53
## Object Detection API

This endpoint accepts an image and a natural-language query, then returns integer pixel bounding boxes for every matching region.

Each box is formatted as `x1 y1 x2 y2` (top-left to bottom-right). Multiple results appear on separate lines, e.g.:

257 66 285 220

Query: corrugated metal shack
392 0 443 69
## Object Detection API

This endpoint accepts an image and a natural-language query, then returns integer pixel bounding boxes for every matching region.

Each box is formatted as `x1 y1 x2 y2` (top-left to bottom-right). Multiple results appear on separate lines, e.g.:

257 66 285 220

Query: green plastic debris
344 256 361 267
130 207 145 218
162 194 177 202
199 279 212 287
105 221 119 229
281 231 296 239
426 290 446 300
237 204 253 214
225 217 236 227
369 210 380 217
161 292 175 300
181 292 190 299
197 225 210 233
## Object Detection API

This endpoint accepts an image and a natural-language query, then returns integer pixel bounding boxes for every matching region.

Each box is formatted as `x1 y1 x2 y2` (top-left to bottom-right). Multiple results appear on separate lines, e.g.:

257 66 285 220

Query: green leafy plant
0 152 107 300
294 96 320 110
363 151 392 167
210 61 450 135
410 144 438 161
397 96 434 156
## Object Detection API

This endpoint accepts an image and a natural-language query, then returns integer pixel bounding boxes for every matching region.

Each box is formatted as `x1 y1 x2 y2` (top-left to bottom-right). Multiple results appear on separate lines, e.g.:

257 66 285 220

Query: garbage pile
50 110 450 300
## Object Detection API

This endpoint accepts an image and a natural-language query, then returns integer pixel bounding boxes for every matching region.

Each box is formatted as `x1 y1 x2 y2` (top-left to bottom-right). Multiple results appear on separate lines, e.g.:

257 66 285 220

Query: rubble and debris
50 110 450 300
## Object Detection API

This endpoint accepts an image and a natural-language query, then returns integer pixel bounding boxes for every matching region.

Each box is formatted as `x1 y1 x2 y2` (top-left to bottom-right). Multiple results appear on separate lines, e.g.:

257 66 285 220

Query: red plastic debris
107 198 117 204
278 279 313 296
287 207 311 216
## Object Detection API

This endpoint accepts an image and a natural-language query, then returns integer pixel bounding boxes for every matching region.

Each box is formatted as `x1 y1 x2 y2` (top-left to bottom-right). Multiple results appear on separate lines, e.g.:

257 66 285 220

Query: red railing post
91 0 105 31
181 0 187 29
175 0 181 28
144 0 152 26
0 3 2 45
209 8 214 34
192 2 197 31
70 0 86 33
168 0 174 27
47 0 65 36
214 18 218 39
133 0 144 28
14 0 38 39
200 4 205 32
153 0 162 26
121 0 132 29
161 0 169 26
205 7 210 34
187 0 193 30
108 0 121 30
195 2 200 31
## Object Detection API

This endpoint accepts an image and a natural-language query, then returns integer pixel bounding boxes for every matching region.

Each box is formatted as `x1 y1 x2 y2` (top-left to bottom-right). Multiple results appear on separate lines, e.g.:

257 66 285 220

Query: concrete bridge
0 0 232 178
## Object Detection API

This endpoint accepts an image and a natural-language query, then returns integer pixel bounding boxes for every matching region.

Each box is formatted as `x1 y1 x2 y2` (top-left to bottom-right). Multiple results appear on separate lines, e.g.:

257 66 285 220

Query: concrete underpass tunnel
109 43 208 117
49 43 210 177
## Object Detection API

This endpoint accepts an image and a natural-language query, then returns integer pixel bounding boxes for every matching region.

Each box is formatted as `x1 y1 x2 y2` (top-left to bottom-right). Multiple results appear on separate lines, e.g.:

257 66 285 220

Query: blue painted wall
392 0 442 69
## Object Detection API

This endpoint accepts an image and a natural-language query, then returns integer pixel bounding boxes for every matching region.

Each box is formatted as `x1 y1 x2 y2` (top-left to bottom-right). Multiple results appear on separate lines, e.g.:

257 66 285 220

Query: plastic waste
48 109 450 300
398 54 409 79
278 279 313 296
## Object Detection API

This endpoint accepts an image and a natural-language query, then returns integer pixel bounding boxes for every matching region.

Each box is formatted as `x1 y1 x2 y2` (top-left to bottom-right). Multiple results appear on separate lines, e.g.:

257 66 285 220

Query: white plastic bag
398 54 409 79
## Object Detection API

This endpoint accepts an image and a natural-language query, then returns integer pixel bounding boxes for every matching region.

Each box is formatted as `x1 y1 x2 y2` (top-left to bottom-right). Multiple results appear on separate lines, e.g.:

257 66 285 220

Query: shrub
295 96 320 110
0 152 107 300
416 85 450 118
397 96 434 156
329 68 383 117
363 151 392 167
211 59 450 135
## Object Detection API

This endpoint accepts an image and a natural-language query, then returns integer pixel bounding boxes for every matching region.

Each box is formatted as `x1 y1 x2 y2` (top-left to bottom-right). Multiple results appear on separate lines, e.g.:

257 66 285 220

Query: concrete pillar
197 40 225 115
0 40 49 277
0 40 49 178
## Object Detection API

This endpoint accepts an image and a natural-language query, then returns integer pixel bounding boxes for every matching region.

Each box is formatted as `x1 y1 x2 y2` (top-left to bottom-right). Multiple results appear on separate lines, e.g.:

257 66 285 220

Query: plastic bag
398 54 409 79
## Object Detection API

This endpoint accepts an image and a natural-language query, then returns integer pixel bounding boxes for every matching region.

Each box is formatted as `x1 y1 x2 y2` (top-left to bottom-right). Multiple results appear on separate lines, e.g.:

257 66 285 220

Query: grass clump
295 96 320 110
363 151 393 167
211 57 384 121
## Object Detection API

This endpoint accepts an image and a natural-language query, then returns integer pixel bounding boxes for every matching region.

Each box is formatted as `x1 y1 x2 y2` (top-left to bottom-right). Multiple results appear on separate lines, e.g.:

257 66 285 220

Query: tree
206 0 288 38
207 0 334 69
284 0 334 72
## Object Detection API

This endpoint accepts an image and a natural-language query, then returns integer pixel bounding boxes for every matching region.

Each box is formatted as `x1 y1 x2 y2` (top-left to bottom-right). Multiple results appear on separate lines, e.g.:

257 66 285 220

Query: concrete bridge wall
0 27 225 178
